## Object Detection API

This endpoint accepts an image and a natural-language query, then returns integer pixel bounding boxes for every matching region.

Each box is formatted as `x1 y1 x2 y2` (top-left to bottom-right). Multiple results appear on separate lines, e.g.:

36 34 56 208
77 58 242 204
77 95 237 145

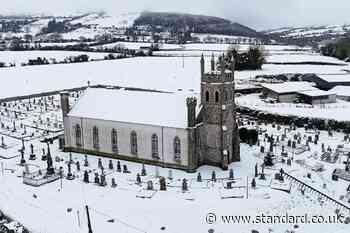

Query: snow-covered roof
317 74 350 83
331 85 350 97
68 88 199 129
298 89 336 97
261 81 316 94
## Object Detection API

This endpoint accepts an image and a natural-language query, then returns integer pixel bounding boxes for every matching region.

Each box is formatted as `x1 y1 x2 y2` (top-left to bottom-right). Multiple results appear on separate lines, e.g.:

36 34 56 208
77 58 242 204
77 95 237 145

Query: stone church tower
198 54 240 170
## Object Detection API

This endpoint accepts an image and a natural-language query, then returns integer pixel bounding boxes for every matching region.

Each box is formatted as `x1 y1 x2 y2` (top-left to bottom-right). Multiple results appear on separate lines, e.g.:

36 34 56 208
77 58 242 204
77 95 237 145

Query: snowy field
265 54 347 65
0 51 110 66
237 93 350 121
0 55 349 100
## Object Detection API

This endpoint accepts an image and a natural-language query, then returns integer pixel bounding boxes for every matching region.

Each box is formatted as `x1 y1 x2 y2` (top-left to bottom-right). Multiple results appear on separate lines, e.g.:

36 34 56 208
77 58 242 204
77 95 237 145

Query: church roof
68 88 199 129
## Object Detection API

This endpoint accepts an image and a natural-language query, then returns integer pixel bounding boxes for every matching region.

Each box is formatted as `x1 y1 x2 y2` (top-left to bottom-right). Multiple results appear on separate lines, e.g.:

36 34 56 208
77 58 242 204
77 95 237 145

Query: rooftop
316 74 350 83
261 81 316 94
298 89 336 97
68 88 199 129
331 85 350 96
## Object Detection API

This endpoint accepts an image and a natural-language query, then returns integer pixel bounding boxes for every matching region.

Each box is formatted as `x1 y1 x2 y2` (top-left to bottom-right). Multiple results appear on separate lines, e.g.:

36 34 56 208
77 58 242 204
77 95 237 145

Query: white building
62 88 198 171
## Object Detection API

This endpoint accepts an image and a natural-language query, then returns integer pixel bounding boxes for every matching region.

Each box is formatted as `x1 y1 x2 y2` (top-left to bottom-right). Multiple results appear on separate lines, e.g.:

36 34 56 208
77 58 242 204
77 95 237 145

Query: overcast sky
2 0 350 30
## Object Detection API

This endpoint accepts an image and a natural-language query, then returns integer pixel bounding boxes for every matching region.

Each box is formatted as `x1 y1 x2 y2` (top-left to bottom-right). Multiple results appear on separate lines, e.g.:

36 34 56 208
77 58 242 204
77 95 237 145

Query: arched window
75 124 82 147
174 136 181 160
130 131 138 155
215 91 219 103
111 129 118 153
205 91 210 102
93 126 99 150
151 134 159 158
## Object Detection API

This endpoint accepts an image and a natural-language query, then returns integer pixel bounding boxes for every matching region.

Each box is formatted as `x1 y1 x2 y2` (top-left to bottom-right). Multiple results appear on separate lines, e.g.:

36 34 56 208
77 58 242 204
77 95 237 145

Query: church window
111 129 118 153
130 131 138 155
215 91 220 103
151 134 159 158
174 136 181 160
205 91 210 102
93 126 99 150
75 124 82 147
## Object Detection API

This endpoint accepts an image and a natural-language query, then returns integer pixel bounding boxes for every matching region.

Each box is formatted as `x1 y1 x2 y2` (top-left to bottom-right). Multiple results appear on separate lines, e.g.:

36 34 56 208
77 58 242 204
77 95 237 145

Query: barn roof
261 81 316 94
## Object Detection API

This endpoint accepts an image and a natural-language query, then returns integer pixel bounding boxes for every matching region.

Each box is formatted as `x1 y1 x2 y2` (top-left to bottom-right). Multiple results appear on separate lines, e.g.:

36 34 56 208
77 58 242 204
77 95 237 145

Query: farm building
261 81 336 104
330 85 350 101
261 82 316 103
301 74 350 90
298 89 336 105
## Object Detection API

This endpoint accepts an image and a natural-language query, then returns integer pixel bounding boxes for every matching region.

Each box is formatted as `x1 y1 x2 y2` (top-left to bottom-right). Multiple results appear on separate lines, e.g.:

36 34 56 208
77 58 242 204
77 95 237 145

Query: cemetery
0 88 349 233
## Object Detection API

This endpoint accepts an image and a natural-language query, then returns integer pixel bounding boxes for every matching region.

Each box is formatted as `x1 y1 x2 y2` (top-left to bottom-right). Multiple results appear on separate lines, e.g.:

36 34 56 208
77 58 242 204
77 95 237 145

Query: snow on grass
0 50 110 66
266 54 347 65
0 55 348 100
71 12 140 28
237 93 350 121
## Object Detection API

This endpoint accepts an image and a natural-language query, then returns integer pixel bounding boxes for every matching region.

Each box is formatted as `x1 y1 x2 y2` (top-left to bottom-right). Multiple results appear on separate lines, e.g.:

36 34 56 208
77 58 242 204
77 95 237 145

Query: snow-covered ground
237 93 350 121
265 54 347 65
0 97 349 233
0 55 348 100
0 51 110 66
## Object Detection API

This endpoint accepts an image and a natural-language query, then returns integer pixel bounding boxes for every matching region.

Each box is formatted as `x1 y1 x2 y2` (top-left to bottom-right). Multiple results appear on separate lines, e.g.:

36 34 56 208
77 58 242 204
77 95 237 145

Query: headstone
136 173 142 184
29 144 36 160
251 178 256 188
98 158 103 169
83 171 89 183
141 164 147 176
147 180 154 190
229 168 234 179
84 155 89 167
76 161 80 171
94 173 100 184
111 178 117 188
123 164 129 173
211 171 217 182
197 172 202 182
117 161 121 172
108 160 114 170
159 177 166 191
100 173 107 186
67 162 74 180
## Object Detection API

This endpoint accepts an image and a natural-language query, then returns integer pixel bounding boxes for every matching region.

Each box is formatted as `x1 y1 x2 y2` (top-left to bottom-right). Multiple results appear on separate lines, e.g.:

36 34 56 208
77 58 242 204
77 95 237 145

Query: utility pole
86 205 93 233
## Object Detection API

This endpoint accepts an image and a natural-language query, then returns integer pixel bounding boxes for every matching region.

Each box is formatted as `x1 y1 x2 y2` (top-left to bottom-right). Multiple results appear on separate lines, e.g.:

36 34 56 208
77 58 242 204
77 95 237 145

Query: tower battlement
200 54 235 83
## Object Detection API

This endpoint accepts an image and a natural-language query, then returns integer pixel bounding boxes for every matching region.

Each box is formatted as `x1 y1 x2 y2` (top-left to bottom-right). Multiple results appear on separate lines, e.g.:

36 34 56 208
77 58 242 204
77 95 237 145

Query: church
61 55 240 172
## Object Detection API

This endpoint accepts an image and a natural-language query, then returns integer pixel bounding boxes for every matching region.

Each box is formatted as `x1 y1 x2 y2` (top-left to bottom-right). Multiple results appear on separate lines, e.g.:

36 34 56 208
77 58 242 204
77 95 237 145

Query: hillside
134 11 262 38
263 24 350 46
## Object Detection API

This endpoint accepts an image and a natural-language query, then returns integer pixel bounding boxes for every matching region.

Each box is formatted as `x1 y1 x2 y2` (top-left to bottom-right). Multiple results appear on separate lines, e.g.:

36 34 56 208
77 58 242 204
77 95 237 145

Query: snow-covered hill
264 24 350 40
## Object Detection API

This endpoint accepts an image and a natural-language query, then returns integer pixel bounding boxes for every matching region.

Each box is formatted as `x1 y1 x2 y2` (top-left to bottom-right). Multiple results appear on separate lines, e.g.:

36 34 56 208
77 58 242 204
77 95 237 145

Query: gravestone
229 168 234 180
147 180 154 190
136 173 142 184
141 164 147 176
182 178 188 192
197 172 202 182
159 177 167 191
117 161 121 172
108 160 114 170
211 171 217 182
83 171 89 183
111 178 117 188
84 155 89 167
